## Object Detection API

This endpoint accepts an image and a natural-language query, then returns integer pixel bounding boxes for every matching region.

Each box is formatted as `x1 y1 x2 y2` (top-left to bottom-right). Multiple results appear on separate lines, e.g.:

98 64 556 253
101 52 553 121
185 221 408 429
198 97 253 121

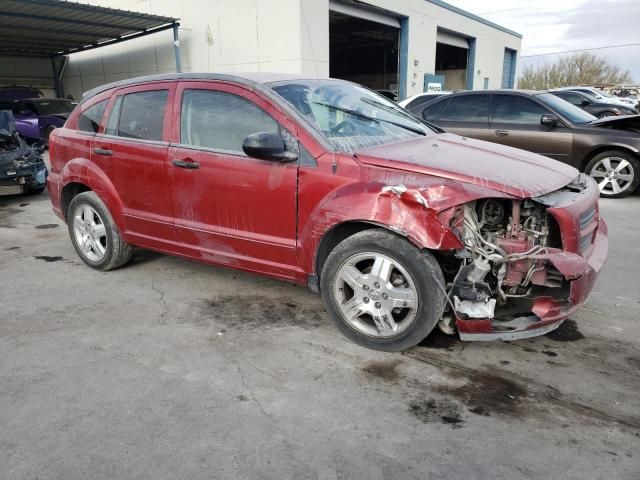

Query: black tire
67 191 133 270
320 229 446 352
585 150 640 198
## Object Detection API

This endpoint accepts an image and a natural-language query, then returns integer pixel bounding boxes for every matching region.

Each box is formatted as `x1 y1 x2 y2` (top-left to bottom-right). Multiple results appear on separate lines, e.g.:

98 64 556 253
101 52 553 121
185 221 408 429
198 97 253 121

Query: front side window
180 89 279 152
556 93 586 107
535 93 596 125
492 95 549 124
117 90 168 141
78 99 107 133
270 79 433 153
440 95 489 123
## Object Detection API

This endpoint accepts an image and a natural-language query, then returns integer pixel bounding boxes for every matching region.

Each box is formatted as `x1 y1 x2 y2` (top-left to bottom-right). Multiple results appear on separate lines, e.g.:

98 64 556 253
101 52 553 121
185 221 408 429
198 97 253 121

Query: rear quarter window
78 100 107 133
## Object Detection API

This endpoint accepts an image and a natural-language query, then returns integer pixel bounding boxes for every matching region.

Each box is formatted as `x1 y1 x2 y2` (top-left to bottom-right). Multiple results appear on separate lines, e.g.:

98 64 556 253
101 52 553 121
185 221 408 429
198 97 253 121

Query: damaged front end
0 110 47 196
442 174 607 340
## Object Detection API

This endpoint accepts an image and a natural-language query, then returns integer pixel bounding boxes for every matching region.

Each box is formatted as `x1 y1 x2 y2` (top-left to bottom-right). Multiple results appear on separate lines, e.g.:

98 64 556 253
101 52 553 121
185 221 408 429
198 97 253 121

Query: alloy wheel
589 156 635 196
332 252 419 338
72 204 108 262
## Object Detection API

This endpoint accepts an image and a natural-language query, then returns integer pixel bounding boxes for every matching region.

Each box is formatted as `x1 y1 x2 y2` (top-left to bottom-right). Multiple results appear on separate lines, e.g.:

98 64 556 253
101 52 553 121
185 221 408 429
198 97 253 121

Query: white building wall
62 0 520 100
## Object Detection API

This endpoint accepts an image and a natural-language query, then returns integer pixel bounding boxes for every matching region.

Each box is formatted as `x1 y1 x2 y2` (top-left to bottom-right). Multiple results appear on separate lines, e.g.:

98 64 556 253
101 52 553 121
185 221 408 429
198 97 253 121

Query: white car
551 86 638 108
399 91 453 110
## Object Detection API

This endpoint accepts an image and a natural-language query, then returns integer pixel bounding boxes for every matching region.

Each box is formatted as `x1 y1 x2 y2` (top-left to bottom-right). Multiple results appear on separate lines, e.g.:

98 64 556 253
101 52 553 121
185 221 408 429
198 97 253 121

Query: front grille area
578 206 598 254
579 206 597 230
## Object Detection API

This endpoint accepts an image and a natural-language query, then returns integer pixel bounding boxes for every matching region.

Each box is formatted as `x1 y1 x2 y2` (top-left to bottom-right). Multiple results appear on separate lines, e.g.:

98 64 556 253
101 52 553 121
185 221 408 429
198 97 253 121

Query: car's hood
355 133 578 198
587 114 640 131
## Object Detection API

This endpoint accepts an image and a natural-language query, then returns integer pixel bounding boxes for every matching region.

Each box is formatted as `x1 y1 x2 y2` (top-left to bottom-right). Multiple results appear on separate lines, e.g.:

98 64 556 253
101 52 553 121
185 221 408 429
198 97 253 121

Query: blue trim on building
465 37 476 89
426 0 522 38
398 16 409 101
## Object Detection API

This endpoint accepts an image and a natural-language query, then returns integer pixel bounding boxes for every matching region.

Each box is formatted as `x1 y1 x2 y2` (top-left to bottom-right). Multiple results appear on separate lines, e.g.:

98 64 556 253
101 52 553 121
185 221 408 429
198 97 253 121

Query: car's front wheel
586 150 640 198
320 229 446 351
67 191 133 270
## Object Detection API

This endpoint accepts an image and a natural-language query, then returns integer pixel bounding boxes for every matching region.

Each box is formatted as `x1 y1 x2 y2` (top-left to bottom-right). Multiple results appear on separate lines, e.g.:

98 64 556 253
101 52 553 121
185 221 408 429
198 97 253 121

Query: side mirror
580 100 590 107
541 114 558 126
242 132 297 162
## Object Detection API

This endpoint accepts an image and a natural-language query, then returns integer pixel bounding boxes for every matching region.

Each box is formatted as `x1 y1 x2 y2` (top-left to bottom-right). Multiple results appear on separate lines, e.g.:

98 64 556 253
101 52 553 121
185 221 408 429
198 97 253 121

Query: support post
50 55 68 98
172 23 182 73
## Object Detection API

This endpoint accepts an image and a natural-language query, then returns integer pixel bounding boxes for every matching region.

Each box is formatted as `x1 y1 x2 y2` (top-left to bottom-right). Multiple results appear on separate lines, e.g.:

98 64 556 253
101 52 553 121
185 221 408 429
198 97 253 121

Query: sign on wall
424 74 446 93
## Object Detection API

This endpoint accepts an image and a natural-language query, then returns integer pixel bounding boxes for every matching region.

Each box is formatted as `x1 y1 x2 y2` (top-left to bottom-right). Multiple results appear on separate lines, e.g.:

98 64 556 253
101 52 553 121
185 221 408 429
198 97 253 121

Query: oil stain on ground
409 398 464 428
35 224 59 229
545 319 585 342
362 360 402 383
197 295 325 330
33 256 64 262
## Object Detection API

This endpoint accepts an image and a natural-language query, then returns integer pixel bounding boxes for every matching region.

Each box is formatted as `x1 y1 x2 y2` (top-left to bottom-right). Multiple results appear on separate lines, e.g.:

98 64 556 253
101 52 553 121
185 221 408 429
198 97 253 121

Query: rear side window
78 100 107 133
117 90 168 141
440 95 489 122
556 93 585 107
180 89 279 153
421 99 449 122
492 95 549 124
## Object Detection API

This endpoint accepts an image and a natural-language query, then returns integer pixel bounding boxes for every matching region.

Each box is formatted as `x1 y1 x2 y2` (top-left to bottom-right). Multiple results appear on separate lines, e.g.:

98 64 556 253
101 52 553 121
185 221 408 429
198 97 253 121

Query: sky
445 0 640 82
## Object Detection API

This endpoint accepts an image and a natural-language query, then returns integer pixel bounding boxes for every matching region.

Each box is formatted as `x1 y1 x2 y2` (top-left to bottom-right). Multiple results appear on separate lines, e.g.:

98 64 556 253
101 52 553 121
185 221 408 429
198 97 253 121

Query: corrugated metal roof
0 0 178 57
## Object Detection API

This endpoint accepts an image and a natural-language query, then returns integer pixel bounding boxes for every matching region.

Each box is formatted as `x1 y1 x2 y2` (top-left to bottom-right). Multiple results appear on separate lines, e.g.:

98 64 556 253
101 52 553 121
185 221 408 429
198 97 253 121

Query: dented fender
298 169 515 275
57 157 126 231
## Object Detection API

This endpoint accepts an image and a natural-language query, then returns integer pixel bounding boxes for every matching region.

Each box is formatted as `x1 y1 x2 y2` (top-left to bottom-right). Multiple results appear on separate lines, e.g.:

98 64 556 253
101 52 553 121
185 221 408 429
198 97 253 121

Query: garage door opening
435 31 470 90
329 9 399 97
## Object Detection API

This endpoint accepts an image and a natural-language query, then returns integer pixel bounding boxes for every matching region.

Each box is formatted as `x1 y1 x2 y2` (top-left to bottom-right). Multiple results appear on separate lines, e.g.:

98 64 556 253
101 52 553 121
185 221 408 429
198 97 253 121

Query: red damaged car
47 74 608 351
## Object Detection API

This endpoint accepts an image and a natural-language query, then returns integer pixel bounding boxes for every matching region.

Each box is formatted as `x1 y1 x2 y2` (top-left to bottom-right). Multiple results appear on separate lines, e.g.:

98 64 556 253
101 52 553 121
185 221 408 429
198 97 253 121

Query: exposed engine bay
0 110 47 196
449 197 564 322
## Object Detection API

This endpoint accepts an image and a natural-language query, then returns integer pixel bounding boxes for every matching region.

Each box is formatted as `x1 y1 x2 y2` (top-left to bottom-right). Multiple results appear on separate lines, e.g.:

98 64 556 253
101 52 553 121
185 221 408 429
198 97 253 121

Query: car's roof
81 72 334 101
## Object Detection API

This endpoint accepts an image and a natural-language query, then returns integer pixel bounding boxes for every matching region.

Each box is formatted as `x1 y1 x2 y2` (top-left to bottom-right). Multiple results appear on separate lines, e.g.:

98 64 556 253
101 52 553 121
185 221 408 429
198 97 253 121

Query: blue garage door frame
502 48 517 88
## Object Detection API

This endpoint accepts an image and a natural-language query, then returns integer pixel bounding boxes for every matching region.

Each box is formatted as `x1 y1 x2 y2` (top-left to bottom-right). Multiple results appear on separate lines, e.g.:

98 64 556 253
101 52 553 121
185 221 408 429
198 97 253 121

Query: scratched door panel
167 82 299 279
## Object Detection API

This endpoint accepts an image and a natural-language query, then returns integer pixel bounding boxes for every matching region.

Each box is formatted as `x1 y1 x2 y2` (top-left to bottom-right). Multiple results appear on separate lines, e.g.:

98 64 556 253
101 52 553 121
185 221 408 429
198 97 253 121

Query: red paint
47 76 608 339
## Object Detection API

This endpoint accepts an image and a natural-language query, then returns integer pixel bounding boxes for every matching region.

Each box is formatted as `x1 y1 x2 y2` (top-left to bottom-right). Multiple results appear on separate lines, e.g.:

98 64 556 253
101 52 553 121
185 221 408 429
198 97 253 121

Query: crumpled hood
356 133 579 198
587 114 640 131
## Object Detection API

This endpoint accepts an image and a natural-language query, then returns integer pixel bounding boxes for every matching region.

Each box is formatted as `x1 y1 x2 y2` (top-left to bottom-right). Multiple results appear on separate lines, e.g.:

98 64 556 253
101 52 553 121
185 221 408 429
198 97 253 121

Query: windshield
535 93 597 125
28 99 77 116
269 79 433 152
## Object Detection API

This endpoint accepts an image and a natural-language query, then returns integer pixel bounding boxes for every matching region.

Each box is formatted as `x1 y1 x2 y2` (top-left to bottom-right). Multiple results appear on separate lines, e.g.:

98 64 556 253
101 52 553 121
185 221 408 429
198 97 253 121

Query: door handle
93 147 113 156
172 158 200 169
495 130 510 137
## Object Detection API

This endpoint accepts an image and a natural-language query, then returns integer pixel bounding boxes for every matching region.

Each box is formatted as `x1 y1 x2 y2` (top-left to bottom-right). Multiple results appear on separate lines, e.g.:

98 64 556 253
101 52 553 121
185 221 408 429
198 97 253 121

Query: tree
518 52 632 90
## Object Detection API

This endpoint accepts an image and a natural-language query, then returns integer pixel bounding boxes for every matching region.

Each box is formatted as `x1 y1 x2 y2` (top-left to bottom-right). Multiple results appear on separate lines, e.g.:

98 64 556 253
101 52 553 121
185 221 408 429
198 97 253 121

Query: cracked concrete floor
1 186 639 480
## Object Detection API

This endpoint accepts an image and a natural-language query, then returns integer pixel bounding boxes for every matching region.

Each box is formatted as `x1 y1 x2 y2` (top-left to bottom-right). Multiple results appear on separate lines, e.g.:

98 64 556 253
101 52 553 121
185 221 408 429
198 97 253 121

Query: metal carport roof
0 0 180 96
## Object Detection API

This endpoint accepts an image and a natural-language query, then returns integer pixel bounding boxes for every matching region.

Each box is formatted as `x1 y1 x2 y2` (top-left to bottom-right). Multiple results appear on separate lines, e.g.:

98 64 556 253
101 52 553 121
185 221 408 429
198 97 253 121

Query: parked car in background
0 110 47 196
610 86 639 101
406 90 640 198
0 98 77 145
551 90 637 118
0 86 43 101
551 86 639 111
47 73 607 350
398 91 453 110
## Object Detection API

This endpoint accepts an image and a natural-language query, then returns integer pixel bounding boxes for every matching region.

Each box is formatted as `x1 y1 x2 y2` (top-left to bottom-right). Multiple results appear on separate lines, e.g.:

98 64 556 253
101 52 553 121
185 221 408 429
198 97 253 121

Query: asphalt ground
1 176 639 479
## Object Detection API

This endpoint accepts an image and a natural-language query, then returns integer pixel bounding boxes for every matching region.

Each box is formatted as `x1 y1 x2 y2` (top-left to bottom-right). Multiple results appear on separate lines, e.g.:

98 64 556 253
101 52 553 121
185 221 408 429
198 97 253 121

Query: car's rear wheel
586 150 640 198
320 229 446 351
67 191 133 270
